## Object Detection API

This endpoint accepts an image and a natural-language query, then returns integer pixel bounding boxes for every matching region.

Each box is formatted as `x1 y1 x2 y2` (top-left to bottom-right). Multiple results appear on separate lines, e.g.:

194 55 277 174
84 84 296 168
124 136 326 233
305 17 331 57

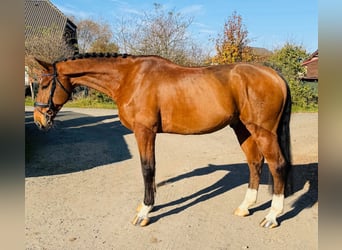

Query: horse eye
39 79 52 89
40 82 50 90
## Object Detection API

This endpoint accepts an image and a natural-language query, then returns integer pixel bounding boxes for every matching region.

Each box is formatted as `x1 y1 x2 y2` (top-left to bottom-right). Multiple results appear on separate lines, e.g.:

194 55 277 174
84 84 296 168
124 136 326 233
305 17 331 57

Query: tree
265 42 317 109
25 25 75 83
212 11 255 64
89 39 118 53
75 18 119 53
267 43 308 77
25 25 75 63
71 18 119 101
113 3 207 66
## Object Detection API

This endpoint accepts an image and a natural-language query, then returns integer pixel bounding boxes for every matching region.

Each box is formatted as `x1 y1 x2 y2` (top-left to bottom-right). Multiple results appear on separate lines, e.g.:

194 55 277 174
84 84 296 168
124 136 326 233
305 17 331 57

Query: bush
265 42 317 111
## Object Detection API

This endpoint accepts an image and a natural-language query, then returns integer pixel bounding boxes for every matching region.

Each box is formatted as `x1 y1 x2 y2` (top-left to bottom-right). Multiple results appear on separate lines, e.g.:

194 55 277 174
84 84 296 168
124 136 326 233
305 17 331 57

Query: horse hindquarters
238 116 289 228
232 66 291 228
257 81 292 228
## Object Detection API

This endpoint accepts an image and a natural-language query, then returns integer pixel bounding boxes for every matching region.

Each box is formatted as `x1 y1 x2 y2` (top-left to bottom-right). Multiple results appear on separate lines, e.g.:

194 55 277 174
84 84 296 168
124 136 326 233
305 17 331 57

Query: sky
51 0 318 53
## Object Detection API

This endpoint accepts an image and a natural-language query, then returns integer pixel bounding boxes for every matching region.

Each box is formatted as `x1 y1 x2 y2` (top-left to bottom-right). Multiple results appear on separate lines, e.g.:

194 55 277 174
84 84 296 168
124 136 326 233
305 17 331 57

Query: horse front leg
132 123 156 227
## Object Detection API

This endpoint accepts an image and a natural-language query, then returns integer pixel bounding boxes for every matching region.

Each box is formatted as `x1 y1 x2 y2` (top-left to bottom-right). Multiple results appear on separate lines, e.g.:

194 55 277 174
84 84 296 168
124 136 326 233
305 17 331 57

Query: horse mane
55 52 132 64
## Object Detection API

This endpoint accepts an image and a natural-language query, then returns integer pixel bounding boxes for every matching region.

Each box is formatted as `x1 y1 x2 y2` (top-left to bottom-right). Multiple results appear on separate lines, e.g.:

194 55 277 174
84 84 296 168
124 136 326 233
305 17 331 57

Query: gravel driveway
25 107 318 250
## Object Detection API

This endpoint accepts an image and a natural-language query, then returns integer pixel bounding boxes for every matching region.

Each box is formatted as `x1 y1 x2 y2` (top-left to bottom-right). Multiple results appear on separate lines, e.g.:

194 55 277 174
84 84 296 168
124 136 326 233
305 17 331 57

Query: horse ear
35 58 52 71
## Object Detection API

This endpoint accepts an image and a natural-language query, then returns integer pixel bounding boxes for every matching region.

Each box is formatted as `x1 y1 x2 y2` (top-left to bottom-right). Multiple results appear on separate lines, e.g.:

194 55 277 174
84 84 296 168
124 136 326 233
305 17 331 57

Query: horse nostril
35 121 43 130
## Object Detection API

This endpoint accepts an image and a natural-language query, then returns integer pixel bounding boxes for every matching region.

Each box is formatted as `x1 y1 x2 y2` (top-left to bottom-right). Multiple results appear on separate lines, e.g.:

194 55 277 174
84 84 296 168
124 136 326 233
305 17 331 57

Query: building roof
25 0 76 40
301 49 318 81
302 50 318 66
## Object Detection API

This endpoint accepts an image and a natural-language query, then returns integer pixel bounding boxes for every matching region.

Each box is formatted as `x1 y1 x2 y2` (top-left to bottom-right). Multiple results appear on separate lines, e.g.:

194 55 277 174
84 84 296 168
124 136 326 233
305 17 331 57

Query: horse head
33 58 72 131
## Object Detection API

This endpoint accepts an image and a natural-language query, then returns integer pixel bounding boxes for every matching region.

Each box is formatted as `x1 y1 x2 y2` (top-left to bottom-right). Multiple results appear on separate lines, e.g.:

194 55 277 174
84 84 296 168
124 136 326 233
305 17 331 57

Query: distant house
25 0 78 98
301 50 318 82
25 0 78 52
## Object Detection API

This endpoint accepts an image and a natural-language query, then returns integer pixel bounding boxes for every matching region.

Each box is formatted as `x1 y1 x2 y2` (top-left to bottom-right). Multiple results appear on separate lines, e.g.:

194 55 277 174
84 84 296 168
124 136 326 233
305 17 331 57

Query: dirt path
25 107 318 250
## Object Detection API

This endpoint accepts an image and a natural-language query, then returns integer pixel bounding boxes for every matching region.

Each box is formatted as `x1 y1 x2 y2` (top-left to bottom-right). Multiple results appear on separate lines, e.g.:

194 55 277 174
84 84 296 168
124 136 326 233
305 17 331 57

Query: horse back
118 61 287 135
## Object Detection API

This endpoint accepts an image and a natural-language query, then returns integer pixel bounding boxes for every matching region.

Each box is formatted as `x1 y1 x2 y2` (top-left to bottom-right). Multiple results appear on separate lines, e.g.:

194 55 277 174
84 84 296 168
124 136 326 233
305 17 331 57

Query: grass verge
26 97 317 112
25 97 117 109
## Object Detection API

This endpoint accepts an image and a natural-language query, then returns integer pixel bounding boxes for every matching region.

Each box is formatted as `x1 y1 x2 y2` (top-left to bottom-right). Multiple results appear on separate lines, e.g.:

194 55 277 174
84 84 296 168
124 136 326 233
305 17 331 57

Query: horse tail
277 78 293 196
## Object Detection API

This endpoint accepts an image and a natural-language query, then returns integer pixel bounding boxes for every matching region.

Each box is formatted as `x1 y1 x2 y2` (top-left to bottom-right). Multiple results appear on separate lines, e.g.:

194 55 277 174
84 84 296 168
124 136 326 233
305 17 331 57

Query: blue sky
51 0 318 53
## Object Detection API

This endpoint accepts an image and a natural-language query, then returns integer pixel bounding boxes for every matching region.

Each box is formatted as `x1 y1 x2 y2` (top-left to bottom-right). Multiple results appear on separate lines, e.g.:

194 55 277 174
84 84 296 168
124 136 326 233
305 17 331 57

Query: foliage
25 96 116 109
25 25 75 63
73 18 119 53
25 6 317 112
69 18 119 102
113 3 208 66
265 42 318 110
70 83 114 109
90 40 119 53
266 43 308 77
72 86 113 107
25 25 76 80
212 11 256 64
65 97 116 109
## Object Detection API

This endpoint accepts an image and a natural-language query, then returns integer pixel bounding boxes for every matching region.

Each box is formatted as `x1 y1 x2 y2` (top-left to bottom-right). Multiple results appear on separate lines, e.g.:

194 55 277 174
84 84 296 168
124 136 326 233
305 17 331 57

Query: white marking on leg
234 188 258 216
137 203 153 219
239 188 258 210
264 194 284 224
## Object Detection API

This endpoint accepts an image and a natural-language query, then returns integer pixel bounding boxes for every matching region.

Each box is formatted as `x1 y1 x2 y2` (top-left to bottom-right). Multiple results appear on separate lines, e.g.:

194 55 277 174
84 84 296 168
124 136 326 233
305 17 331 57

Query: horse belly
161 102 236 134
158 75 237 134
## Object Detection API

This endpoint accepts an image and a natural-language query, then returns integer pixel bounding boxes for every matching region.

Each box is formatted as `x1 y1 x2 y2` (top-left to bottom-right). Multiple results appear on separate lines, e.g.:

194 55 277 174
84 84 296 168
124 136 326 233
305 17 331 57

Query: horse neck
57 58 132 101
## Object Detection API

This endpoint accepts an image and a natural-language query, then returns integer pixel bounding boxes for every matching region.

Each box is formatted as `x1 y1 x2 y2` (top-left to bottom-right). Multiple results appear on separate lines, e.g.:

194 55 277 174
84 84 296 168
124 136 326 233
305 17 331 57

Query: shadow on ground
26 109 317 225
151 162 318 225
25 110 132 177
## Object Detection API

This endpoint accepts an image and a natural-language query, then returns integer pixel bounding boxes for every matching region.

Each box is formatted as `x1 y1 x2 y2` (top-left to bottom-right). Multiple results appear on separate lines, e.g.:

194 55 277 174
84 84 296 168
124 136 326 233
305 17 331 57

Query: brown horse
33 53 292 228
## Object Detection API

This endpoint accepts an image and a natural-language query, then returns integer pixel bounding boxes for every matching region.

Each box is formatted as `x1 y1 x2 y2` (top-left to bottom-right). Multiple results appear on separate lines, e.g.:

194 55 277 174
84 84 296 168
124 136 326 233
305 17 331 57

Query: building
25 0 78 52
301 50 318 82
25 0 78 98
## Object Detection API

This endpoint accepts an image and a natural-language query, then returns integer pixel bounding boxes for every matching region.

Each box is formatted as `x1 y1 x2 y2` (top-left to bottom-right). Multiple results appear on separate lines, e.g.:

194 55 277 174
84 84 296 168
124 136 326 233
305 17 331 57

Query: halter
34 63 71 121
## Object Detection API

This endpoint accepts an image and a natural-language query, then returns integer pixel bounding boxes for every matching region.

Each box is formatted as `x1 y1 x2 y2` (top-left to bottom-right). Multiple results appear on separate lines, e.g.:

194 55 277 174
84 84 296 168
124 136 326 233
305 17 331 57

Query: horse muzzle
33 108 55 131
34 119 53 131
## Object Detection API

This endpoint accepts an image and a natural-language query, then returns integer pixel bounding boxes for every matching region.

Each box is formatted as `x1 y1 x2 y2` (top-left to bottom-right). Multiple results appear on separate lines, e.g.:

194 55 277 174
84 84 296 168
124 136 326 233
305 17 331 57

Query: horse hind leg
133 202 154 227
246 124 287 228
231 120 264 217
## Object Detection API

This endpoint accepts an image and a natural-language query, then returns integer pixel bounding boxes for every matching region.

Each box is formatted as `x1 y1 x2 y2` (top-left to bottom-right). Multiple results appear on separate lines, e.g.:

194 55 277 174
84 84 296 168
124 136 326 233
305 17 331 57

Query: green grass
64 98 117 109
292 105 318 113
25 97 117 109
292 102 318 112
25 97 34 106
26 97 317 112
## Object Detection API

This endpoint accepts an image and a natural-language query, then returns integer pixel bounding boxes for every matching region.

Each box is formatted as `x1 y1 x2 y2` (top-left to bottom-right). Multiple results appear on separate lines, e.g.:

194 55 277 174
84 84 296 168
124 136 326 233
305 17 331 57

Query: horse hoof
132 215 150 227
260 218 278 228
234 207 250 217
136 203 143 212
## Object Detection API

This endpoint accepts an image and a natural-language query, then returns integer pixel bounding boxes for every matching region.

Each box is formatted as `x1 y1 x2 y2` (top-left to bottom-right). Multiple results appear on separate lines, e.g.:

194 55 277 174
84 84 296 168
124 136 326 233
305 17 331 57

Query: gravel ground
25 107 318 250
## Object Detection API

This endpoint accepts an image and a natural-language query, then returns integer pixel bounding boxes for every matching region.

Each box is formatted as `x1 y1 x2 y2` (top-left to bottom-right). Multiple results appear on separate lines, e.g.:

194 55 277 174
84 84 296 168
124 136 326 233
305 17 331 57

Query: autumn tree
113 3 207 66
212 11 255 64
74 18 119 53
70 18 119 101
